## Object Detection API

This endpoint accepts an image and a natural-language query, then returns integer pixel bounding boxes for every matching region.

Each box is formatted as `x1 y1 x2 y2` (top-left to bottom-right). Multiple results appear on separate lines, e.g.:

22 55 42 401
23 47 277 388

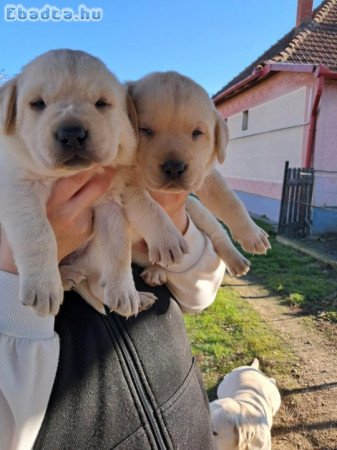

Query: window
242 110 249 131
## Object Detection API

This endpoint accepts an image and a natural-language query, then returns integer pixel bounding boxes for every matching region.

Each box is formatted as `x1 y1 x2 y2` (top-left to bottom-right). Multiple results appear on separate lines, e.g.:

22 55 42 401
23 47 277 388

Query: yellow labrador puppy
210 359 281 450
127 72 270 285
0 51 187 316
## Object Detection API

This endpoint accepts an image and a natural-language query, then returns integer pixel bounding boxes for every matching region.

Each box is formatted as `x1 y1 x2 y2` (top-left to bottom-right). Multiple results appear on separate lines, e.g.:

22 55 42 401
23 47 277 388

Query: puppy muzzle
54 124 94 168
161 159 187 180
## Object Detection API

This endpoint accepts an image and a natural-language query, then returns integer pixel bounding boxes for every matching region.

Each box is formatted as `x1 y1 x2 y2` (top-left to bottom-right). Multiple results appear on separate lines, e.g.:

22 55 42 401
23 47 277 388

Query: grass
247 220 337 322
184 218 336 397
184 285 294 398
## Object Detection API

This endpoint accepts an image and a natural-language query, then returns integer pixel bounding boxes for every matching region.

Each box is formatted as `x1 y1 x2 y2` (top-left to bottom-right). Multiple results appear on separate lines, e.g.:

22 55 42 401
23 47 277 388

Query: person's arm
164 215 226 313
0 167 115 450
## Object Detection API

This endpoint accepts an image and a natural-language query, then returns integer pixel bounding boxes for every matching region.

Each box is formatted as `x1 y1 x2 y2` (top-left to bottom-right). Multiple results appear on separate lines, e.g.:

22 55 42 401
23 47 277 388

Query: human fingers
69 166 115 212
55 208 94 262
48 166 102 205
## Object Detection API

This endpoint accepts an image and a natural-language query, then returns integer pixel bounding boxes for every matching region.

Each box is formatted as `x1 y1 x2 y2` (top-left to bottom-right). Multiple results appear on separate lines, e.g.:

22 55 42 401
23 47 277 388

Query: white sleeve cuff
0 270 55 339
164 216 226 313
0 271 59 450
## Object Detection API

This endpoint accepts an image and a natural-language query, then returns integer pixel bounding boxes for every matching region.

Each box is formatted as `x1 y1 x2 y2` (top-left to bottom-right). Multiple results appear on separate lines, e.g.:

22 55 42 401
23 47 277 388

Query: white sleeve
0 271 59 450
164 215 226 314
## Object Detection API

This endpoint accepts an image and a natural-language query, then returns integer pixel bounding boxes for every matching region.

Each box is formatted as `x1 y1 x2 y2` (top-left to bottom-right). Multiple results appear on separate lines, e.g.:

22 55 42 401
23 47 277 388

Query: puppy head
210 398 271 450
0 49 136 174
210 398 240 450
128 71 228 193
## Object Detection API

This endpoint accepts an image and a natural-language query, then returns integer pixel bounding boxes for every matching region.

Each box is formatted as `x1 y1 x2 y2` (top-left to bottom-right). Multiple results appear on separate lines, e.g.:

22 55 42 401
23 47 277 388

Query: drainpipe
305 74 323 168
305 66 337 168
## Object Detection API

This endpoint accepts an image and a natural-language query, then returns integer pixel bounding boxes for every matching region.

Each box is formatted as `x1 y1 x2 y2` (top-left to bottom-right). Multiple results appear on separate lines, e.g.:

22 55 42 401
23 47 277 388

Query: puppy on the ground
0 50 187 316
127 71 270 285
210 359 281 450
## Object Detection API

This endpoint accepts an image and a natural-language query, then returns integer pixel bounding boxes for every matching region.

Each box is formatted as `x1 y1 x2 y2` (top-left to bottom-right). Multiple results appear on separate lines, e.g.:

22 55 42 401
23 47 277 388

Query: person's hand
132 190 189 254
47 167 115 262
0 167 115 274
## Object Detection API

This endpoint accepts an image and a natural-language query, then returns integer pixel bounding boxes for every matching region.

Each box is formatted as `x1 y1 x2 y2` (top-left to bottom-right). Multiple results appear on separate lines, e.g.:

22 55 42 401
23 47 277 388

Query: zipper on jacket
102 313 170 450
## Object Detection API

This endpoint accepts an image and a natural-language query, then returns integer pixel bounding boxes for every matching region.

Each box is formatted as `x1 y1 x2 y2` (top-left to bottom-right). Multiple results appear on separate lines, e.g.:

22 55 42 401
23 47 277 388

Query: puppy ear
126 94 139 142
239 424 271 450
0 77 17 134
125 80 136 98
214 111 229 164
251 358 260 370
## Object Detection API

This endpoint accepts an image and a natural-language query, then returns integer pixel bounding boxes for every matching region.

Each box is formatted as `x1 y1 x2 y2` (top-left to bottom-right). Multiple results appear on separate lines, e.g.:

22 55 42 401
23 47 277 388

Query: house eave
213 62 318 106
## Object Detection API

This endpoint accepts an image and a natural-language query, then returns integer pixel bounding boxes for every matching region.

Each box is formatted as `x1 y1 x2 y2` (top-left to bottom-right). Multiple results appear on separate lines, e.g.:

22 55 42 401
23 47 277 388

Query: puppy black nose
161 160 187 180
56 126 87 150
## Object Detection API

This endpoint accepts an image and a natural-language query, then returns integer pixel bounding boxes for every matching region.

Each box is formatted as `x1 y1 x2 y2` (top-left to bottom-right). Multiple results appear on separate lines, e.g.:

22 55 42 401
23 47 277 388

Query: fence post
278 161 289 235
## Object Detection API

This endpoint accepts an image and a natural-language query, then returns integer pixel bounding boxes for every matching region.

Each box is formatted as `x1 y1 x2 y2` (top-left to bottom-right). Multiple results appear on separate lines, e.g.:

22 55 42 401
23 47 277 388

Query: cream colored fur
127 72 270 285
210 359 281 450
0 50 187 316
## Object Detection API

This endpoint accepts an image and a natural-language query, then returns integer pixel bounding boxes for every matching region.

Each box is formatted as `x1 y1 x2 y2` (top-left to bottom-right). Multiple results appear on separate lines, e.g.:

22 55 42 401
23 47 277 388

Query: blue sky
0 0 322 95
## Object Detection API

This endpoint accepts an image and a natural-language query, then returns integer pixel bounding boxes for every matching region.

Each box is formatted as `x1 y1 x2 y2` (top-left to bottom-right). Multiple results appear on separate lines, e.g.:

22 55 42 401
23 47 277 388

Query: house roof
213 0 337 98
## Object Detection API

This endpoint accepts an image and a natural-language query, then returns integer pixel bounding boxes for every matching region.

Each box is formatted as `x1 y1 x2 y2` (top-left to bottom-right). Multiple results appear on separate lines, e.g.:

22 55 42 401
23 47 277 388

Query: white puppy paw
20 269 64 316
141 264 167 286
147 230 189 267
216 244 251 277
234 225 271 255
138 291 157 311
101 273 157 317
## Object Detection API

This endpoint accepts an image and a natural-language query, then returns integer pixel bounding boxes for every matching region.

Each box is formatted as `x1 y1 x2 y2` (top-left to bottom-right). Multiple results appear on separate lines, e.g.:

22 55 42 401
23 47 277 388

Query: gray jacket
34 266 215 449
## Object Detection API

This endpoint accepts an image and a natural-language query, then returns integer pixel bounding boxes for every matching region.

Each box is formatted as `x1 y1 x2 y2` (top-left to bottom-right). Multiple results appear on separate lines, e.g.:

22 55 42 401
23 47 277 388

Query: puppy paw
147 230 189 267
216 245 251 277
138 291 157 311
102 278 138 316
20 270 64 316
235 225 271 255
227 255 251 277
141 264 167 286
102 272 157 317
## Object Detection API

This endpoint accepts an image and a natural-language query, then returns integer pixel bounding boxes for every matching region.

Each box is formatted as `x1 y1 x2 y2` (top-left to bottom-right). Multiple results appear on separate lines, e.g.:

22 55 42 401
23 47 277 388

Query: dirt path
224 274 337 450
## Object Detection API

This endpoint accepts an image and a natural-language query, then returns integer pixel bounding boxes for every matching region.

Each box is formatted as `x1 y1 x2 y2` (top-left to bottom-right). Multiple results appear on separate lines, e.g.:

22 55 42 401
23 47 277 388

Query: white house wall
218 86 309 222
224 127 304 182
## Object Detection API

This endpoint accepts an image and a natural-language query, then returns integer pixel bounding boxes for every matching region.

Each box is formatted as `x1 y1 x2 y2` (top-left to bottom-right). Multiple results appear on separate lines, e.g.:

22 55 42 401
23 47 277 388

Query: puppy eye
95 99 110 109
212 431 218 436
30 99 46 111
192 129 203 137
140 127 154 137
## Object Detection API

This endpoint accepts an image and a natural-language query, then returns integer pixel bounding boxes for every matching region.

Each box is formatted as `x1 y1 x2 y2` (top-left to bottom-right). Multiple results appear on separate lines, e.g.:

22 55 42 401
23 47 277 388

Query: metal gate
278 161 315 238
